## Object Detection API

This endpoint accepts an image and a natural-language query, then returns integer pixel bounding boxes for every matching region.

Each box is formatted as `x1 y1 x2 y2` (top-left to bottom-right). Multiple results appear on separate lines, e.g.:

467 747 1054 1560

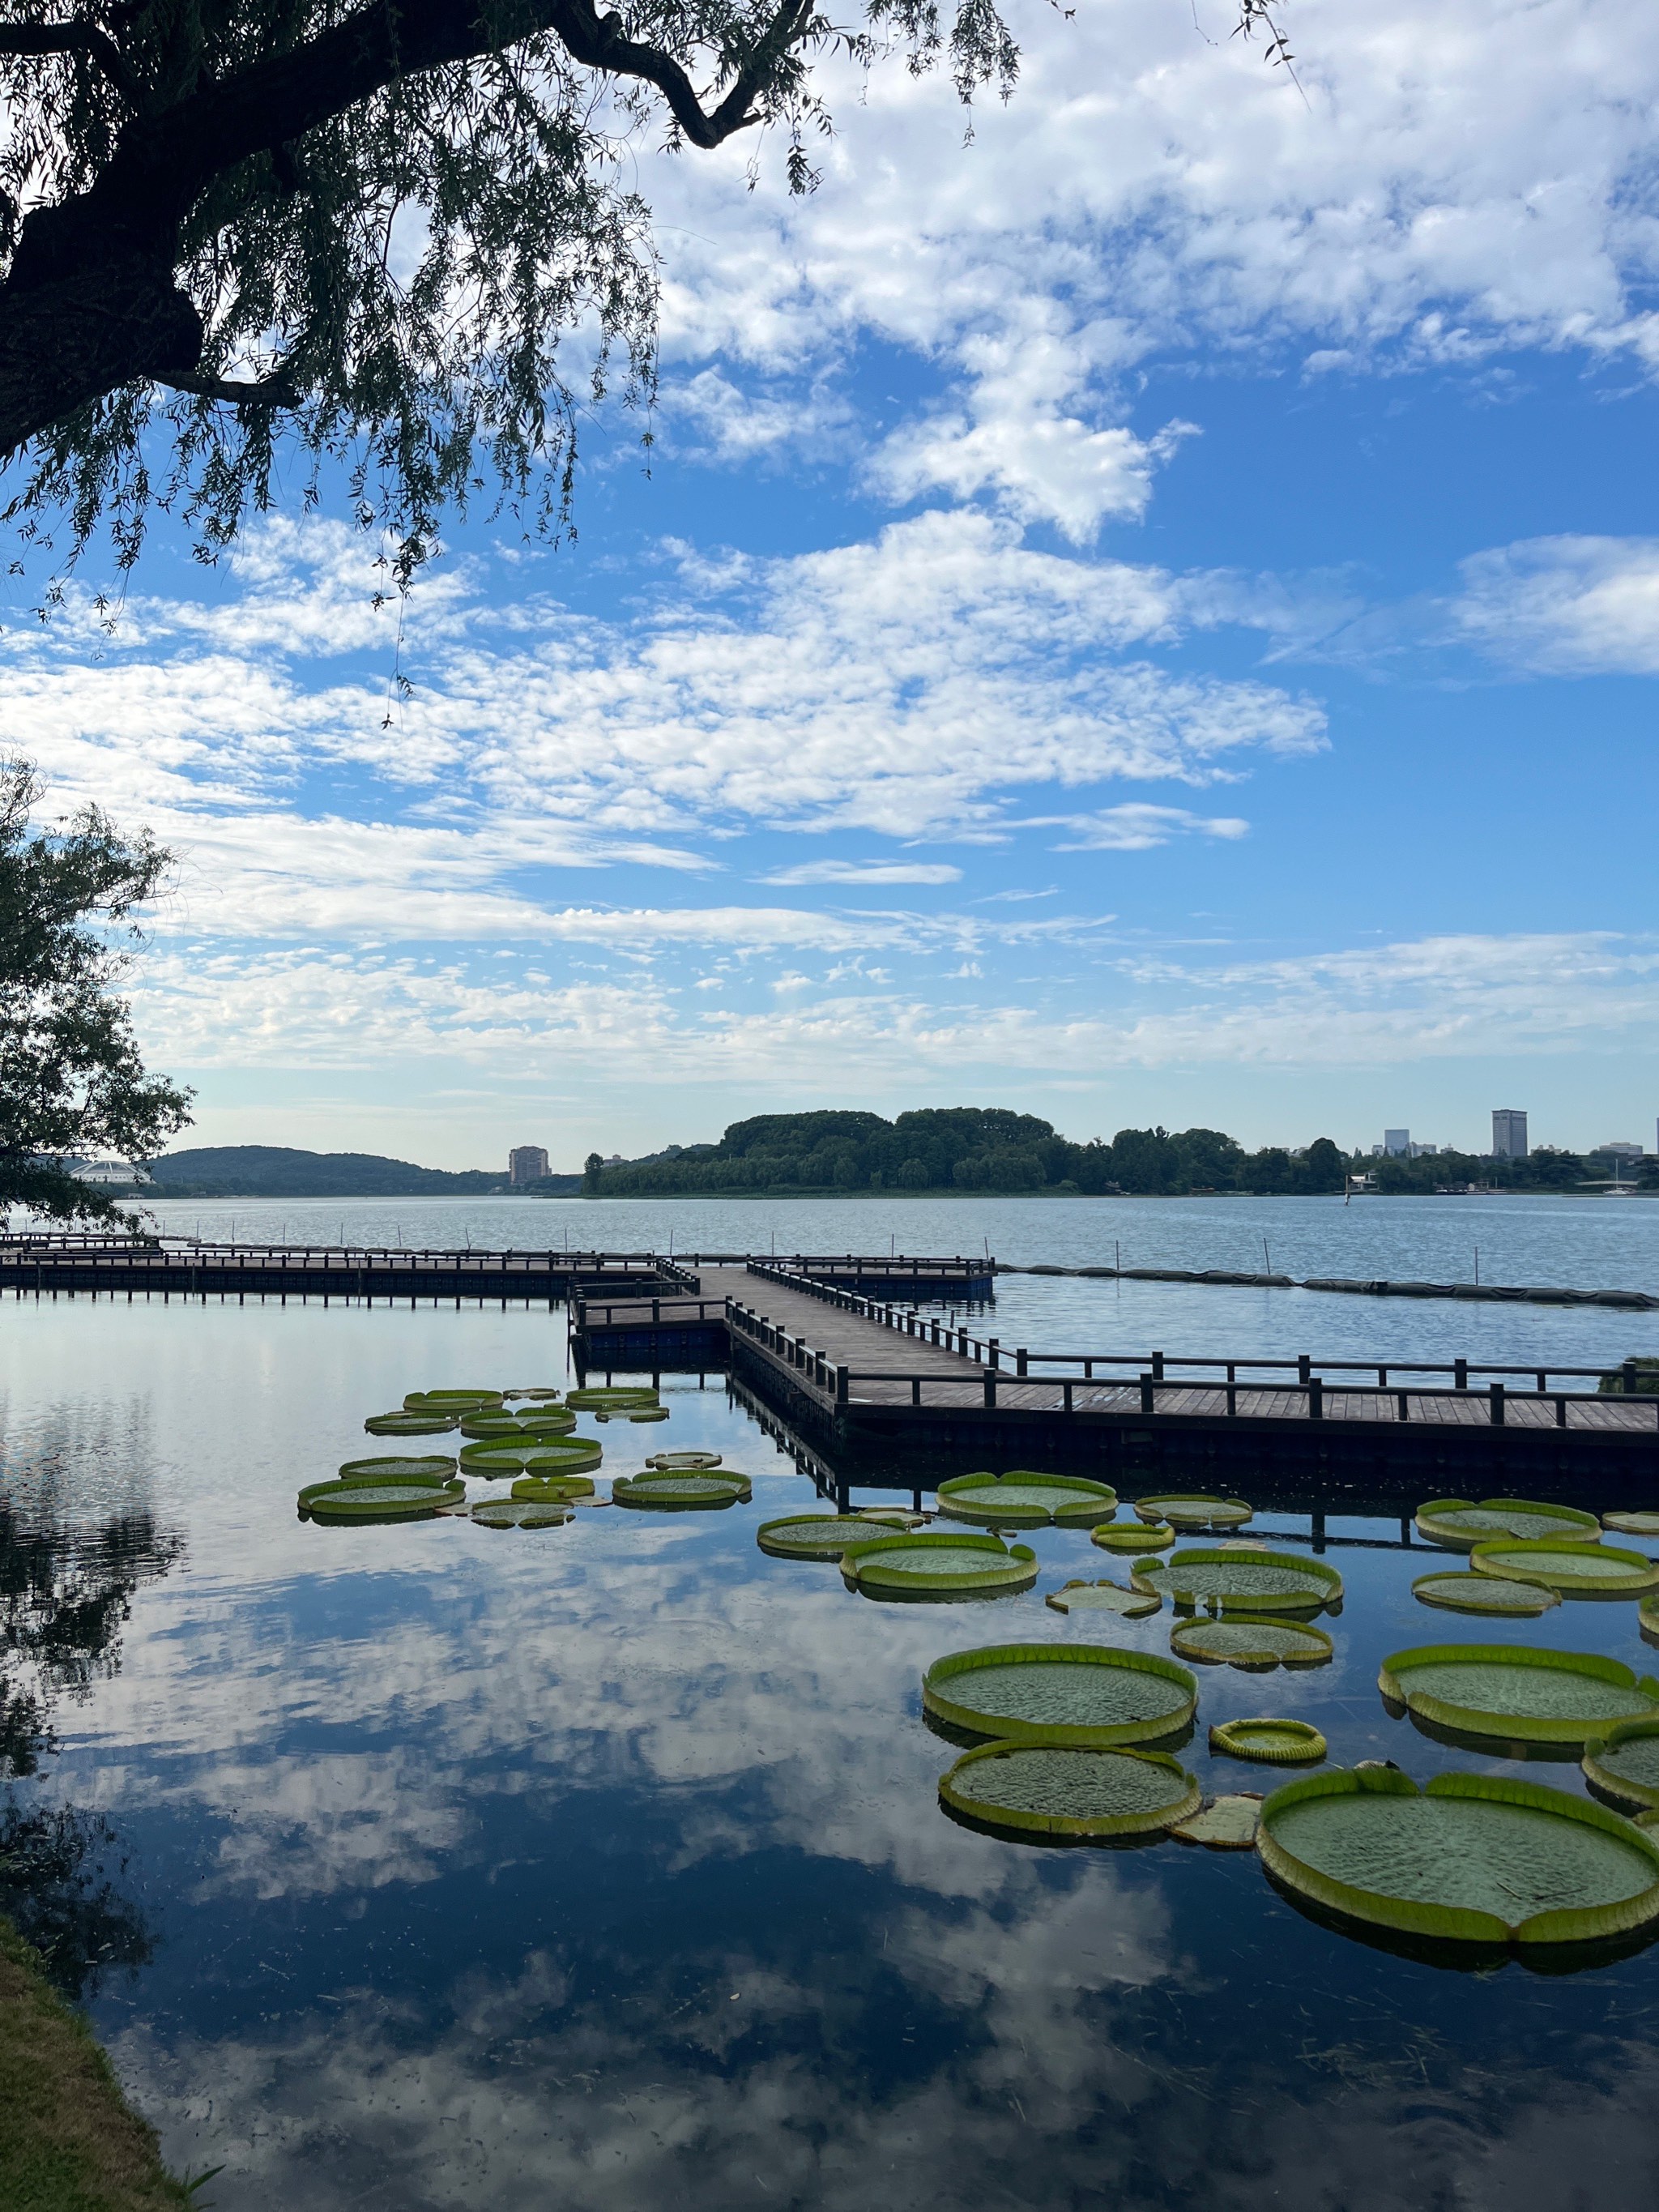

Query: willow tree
0 0 1033 583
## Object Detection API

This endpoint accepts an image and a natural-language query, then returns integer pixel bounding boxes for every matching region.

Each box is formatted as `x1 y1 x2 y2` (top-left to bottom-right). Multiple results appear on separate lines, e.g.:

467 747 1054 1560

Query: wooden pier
576 1260 1659 1503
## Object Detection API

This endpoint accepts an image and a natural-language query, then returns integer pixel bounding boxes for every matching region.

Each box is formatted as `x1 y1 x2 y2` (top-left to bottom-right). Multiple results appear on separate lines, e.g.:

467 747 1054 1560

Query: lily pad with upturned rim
1094 1520 1174 1554
336 1455 457 1484
1134 1493 1252 1531
1258 1765 1659 1945
365 1411 457 1436
596 1407 672 1423
1171 1616 1333 1671
922 1642 1197 1745
458 1435 602 1477
301 1478 464 1521
646 1451 723 1471
1210 1716 1326 1764
1045 1580 1162 1620
612 1473 750 1510
471 1497 572 1530
1469 1539 1659 1598
1605 1511 1659 1537
566 1386 659 1411
511 1473 595 1502
1414 1497 1602 1549
1582 1719 1659 1811
1412 1570 1561 1616
757 1515 874 1557
1131 1548 1343 1615
936 1471 1118 1528
841 1534 1038 1601
1643 1595 1659 1647
403 1389 504 1414
940 1742 1200 1840
1378 1642 1659 1746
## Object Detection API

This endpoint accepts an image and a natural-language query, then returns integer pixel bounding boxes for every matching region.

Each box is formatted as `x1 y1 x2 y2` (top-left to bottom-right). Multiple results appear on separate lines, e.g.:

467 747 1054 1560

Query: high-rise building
508 1144 550 1185
1383 1129 1410 1157
1491 1108 1528 1159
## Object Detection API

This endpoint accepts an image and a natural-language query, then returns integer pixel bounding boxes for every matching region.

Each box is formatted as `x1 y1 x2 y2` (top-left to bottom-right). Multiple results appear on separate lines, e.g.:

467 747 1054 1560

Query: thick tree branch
158 366 304 408
0 18 139 103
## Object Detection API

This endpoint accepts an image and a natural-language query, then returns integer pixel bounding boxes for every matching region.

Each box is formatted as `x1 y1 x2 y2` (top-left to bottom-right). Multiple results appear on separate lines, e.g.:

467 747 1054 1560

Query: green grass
0 1914 194 2211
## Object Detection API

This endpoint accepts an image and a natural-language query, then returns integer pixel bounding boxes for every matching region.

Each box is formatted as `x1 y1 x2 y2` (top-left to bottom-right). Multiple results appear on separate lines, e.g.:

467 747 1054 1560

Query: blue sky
6 0 1659 1170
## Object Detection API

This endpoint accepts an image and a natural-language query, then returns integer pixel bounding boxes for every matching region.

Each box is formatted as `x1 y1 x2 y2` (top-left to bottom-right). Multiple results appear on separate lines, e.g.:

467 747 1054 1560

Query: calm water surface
4 1289 1659 2210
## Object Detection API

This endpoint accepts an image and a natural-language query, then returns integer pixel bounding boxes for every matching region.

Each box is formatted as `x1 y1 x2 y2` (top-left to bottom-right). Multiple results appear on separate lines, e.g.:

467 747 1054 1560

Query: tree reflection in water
0 1498 182 1996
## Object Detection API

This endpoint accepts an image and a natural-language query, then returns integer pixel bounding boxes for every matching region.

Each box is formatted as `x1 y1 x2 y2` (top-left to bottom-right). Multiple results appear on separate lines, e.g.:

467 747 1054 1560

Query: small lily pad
1605 1511 1659 1537
1209 1717 1326 1764
858 1505 928 1529
1171 1616 1333 1671
1469 1539 1659 1598
1136 1493 1252 1531
923 1643 1196 1745
1171 1794 1263 1849
1414 1497 1601 1549
1259 1766 1659 1945
1094 1520 1174 1553
1582 1719 1659 1811
1643 1595 1659 1648
1413 1569 1560 1616
1045 1579 1161 1619
1380 1642 1659 1745
940 1743 1200 1839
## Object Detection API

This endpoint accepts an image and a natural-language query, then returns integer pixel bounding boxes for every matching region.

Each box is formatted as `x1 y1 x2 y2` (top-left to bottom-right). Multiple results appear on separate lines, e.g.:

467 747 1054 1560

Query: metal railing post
1307 1377 1323 1420
1139 1373 1154 1415
1489 1382 1506 1426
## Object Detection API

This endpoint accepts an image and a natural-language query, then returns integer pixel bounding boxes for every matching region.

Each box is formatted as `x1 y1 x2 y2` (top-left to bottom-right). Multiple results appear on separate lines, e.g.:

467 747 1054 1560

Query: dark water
4 1294 1659 2210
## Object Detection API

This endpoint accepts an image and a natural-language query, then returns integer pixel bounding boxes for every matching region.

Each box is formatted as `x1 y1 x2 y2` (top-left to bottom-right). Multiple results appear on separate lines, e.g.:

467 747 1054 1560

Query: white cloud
759 860 964 886
1026 805 1252 852
1450 536 1659 673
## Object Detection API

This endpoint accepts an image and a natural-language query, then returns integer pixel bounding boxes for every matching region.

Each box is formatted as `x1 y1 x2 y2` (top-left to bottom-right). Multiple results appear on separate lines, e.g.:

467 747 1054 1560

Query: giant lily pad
1171 1616 1333 1671
1379 1642 1659 1745
936 1471 1118 1528
511 1473 595 1502
757 1515 874 1557
458 1435 602 1477
566 1386 659 1412
940 1742 1200 1840
1135 1493 1252 1531
1469 1539 1659 1598
1258 1766 1659 1945
1209 1716 1326 1764
336 1455 456 1484
458 1413 532 1439
1412 1570 1560 1617
922 1642 1196 1744
1045 1580 1161 1620
365 1411 457 1436
612 1473 750 1510
1094 1520 1175 1553
1583 1720 1659 1811
646 1451 723 1471
1414 1497 1601 1549
841 1534 1038 1601
1131 1548 1343 1615
404 1389 504 1414
512 1407 578 1436
300 1478 463 1522
1605 1511 1659 1538
1643 1595 1659 1648
471 1497 572 1530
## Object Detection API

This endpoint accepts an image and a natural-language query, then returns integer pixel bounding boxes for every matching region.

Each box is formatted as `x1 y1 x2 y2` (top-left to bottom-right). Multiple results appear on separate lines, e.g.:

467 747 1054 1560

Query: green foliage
0 0 1023 588
0 757 190 1223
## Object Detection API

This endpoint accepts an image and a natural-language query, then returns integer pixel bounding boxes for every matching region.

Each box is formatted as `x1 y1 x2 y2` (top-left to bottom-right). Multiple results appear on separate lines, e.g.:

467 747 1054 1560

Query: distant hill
147 1146 578 1198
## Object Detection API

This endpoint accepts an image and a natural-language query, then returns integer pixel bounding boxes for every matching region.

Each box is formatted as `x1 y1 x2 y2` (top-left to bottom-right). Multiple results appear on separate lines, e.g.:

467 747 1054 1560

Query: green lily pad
1644 1595 1659 1647
503 1387 561 1401
336 1455 456 1484
858 1506 928 1529
404 1389 504 1414
510 1474 595 1502
596 1407 671 1423
1583 1719 1659 1811
1379 1642 1659 1745
936 1471 1118 1528
1605 1511 1659 1537
458 1435 602 1476
1171 1794 1263 1849
471 1497 572 1529
1045 1580 1162 1619
1469 1539 1659 1597
1094 1520 1174 1553
1210 1716 1326 1764
567 1386 659 1411
300 1478 463 1521
612 1473 750 1510
365 1411 457 1436
1135 1493 1252 1531
646 1451 723 1471
841 1534 1038 1601
458 1413 531 1439
1259 1766 1659 1945
1414 1497 1602 1549
940 1742 1200 1839
1171 1616 1333 1671
757 1515 874 1557
922 1642 1196 1744
1412 1570 1561 1616
512 1408 578 1435
1131 1548 1343 1614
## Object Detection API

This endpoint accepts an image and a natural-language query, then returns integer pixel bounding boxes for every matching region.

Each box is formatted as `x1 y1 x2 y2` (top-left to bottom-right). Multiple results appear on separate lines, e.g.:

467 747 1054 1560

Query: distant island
147 1145 581 1198
582 1109 1606 1198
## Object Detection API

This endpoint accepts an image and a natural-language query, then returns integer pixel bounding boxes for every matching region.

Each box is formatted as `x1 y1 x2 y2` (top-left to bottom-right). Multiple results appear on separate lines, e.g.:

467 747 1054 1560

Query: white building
1491 1108 1528 1159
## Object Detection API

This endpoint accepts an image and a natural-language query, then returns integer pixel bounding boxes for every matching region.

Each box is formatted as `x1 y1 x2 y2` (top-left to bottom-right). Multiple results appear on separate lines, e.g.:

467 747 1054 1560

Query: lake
3 1241 1659 2208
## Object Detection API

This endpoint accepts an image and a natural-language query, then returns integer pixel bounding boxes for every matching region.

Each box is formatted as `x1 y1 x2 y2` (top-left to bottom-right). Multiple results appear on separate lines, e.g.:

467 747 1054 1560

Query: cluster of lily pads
753 1467 1659 1949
